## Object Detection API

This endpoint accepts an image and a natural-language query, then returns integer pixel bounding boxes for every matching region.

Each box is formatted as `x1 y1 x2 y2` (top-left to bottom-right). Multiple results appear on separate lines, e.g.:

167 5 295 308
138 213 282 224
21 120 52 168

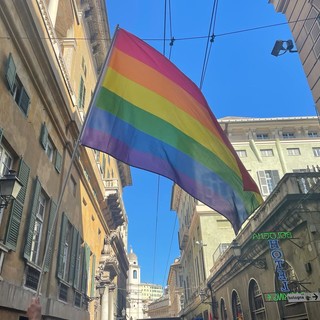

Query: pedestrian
27 296 42 320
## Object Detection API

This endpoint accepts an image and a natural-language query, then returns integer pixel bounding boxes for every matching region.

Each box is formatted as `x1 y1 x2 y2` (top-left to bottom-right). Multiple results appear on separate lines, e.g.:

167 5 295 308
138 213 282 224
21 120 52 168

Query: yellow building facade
171 116 320 320
0 1 130 319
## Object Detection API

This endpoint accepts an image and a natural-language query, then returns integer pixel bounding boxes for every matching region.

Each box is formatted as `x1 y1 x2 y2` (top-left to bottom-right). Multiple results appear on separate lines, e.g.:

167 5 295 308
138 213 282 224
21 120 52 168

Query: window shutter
19 87 30 116
257 171 269 196
24 177 41 261
81 243 90 294
55 150 62 173
271 170 280 189
57 213 68 279
78 76 84 108
90 254 96 297
40 123 48 150
5 53 16 93
68 227 78 284
44 199 57 272
102 154 106 176
5 159 30 249
73 233 81 290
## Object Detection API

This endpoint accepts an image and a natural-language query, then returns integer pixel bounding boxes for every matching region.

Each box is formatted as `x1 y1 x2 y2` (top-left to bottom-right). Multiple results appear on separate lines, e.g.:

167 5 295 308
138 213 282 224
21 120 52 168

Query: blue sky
106 0 316 286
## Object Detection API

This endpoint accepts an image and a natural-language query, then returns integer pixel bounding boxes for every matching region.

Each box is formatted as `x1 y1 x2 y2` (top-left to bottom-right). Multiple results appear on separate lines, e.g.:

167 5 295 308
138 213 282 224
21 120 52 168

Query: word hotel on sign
252 231 292 240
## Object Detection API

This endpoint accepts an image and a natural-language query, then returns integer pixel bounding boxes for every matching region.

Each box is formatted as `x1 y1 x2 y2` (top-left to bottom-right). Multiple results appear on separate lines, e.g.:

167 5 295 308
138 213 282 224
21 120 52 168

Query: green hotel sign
252 231 293 240
264 292 304 302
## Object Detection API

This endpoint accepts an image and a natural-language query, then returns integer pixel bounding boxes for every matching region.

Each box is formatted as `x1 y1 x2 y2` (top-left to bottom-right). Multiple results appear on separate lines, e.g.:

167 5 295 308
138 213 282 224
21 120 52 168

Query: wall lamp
230 240 267 270
0 170 23 208
88 284 106 302
271 40 298 57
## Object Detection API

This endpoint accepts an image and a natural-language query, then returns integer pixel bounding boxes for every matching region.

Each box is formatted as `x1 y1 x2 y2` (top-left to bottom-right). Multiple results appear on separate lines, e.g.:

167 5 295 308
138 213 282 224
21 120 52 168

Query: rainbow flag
80 28 263 233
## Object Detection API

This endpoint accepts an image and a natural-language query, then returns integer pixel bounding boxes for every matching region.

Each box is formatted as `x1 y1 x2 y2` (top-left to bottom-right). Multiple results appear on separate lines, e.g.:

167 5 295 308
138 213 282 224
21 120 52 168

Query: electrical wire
199 0 219 90
162 213 178 287
1 17 317 43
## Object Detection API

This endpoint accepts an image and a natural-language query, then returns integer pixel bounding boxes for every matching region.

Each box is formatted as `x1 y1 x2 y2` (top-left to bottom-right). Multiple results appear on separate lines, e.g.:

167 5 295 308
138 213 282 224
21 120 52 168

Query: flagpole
36 25 120 296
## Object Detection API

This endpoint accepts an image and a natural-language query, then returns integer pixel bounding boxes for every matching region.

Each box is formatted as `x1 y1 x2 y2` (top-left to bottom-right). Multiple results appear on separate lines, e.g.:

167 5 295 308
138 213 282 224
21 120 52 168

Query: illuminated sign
269 239 290 292
264 292 304 302
252 231 292 240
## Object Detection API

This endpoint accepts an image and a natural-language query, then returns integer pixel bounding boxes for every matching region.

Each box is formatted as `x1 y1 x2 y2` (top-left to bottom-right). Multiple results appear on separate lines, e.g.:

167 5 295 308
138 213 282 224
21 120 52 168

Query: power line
199 0 219 90
1 17 314 43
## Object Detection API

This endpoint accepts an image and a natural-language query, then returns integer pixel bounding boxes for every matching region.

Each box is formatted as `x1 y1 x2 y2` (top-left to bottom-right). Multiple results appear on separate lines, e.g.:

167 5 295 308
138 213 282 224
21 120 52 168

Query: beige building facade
171 116 320 320
208 172 320 320
269 0 320 115
0 1 130 320
126 249 163 320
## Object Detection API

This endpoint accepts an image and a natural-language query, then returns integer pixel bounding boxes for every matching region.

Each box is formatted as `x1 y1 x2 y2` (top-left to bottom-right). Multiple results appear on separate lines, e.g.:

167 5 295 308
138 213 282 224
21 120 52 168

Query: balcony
178 227 189 250
102 179 125 229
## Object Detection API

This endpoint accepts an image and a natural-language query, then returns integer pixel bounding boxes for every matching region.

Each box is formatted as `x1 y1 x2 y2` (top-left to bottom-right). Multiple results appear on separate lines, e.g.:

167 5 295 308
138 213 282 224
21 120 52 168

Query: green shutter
5 159 30 250
68 227 78 284
73 233 81 290
5 53 16 93
24 177 41 261
90 254 96 297
55 150 62 173
57 213 68 279
78 76 84 108
40 123 48 150
81 243 90 294
44 199 57 272
19 87 30 116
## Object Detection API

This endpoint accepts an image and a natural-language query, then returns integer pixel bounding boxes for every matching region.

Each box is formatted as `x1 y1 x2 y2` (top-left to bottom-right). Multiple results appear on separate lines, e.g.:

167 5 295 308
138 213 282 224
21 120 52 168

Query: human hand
27 296 42 320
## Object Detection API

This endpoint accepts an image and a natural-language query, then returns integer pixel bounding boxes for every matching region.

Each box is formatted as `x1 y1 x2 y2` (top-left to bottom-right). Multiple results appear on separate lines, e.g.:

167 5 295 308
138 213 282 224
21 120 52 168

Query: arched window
249 279 266 320
231 291 243 320
220 298 228 320
133 270 137 279
275 261 308 319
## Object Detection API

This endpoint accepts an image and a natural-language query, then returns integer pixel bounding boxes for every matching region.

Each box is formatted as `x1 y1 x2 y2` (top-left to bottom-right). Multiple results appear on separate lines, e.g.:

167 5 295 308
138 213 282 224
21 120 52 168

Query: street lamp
0 170 23 208
230 240 267 269
271 39 297 57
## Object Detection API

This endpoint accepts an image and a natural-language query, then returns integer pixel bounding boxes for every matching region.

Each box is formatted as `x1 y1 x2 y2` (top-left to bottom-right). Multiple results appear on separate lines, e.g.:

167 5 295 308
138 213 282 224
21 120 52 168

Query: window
40 123 62 171
231 291 244 320
25 266 40 291
260 149 274 157
275 262 308 319
61 222 72 280
0 145 13 220
30 192 46 264
133 270 137 279
287 148 301 156
256 133 269 140
282 132 295 139
257 170 280 196
59 282 68 302
78 76 86 109
45 137 54 162
308 131 318 138
249 280 266 320
70 175 77 197
0 145 13 177
236 150 247 158
220 298 228 320
5 54 30 116
313 147 320 157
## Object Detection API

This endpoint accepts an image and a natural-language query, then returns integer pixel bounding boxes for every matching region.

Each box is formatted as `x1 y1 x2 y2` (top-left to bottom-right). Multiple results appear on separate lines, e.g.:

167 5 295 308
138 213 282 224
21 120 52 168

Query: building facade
171 116 320 320
207 172 320 320
126 249 164 320
269 0 320 115
0 1 130 319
